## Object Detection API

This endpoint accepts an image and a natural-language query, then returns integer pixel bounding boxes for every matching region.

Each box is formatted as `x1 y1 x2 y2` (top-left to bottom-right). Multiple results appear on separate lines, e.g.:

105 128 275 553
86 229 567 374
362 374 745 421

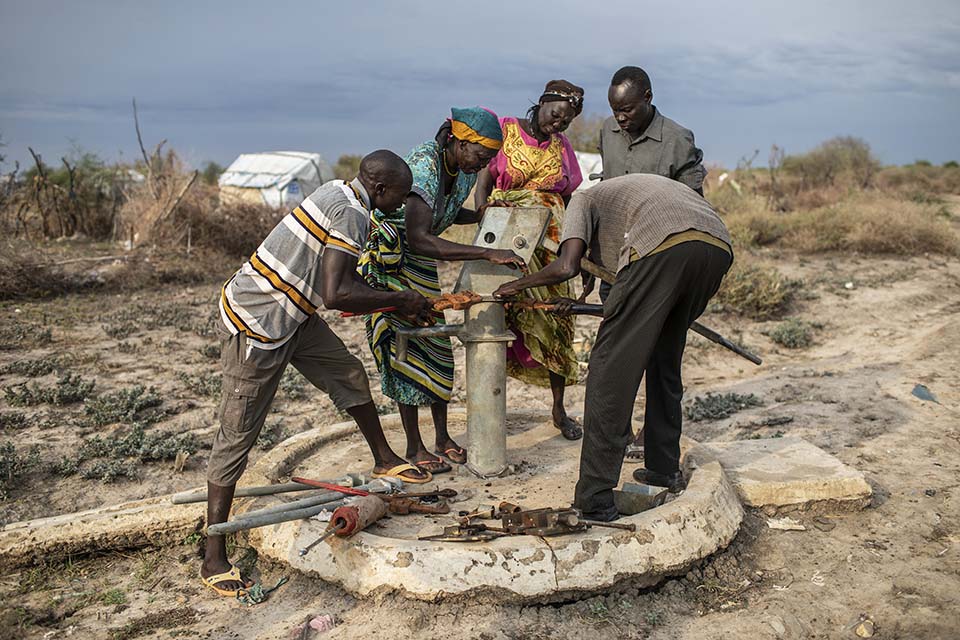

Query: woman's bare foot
553 408 583 440
434 438 467 464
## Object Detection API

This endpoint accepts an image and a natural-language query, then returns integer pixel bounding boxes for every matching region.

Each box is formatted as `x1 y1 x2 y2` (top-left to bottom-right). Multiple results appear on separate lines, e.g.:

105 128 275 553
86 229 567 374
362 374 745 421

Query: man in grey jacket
600 65 706 195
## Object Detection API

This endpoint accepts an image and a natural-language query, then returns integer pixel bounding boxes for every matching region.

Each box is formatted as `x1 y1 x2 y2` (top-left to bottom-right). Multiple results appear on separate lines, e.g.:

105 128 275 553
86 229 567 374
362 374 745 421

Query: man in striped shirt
202 150 432 596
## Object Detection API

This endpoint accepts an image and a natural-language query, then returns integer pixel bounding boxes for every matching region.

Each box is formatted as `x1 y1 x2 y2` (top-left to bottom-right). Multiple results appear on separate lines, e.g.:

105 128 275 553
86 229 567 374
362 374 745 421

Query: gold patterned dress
485 117 583 387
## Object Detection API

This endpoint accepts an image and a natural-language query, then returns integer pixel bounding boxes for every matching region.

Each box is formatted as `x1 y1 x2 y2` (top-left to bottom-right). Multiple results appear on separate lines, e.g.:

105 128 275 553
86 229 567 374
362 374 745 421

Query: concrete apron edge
253 461 744 603
0 412 420 570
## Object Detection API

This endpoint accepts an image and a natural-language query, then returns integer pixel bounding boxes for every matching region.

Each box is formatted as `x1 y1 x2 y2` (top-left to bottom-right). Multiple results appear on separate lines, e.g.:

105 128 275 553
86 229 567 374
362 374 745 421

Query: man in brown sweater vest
495 173 732 521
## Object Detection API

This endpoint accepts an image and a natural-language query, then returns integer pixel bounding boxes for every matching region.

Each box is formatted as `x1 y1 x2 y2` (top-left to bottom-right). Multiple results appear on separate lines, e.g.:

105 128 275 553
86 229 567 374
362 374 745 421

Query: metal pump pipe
461 301 513 477
395 301 514 478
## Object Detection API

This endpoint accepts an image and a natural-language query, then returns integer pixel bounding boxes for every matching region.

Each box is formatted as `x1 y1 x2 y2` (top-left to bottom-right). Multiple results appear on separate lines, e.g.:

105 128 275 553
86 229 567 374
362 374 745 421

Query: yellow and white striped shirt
219 179 370 349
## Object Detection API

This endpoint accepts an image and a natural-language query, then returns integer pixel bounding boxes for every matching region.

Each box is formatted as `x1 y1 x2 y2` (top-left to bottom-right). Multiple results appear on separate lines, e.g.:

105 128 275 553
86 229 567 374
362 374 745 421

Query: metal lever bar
540 238 762 366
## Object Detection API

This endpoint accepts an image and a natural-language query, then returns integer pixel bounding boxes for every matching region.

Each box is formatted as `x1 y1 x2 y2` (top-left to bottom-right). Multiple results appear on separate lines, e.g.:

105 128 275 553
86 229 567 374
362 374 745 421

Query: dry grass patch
783 194 957 255
717 191 958 257
716 258 797 320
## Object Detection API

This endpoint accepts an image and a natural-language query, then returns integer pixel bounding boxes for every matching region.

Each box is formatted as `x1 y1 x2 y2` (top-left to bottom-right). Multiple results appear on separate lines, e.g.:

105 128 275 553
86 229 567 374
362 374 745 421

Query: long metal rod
172 482 317 505
236 490 354 519
206 498 350 536
237 480 396 520
546 240 762 366
172 474 365 504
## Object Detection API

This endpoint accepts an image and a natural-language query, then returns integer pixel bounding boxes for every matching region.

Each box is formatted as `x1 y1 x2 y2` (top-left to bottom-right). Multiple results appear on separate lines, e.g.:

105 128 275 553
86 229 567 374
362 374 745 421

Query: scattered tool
502 507 586 536
423 505 638 542
458 504 497 523
299 524 341 556
583 520 637 532
291 476 454 515
420 523 507 543
387 497 451 515
299 494 388 557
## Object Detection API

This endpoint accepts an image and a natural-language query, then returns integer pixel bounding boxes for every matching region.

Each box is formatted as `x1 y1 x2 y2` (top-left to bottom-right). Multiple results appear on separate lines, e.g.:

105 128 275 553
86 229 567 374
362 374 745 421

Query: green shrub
279 368 308 401
198 343 220 360
84 385 164 426
0 441 41 499
177 371 221 398
685 392 762 421
0 322 53 351
782 136 881 189
257 419 288 450
0 355 62 377
767 318 818 348
4 373 95 406
81 460 137 483
78 424 200 464
0 411 27 430
56 424 201 482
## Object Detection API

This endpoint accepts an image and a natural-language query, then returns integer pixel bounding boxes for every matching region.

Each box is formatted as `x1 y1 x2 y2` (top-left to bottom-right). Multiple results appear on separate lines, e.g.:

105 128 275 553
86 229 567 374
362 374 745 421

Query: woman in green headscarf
360 107 526 476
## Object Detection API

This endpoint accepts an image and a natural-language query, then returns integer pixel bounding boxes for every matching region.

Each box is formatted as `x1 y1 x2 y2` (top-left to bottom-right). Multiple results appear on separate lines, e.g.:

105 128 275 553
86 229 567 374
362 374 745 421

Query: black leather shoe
632 468 687 493
580 503 620 522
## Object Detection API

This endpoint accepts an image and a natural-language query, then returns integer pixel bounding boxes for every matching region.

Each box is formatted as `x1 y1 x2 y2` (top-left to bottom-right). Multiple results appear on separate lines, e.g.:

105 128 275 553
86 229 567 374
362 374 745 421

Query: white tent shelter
218 151 335 208
575 152 603 191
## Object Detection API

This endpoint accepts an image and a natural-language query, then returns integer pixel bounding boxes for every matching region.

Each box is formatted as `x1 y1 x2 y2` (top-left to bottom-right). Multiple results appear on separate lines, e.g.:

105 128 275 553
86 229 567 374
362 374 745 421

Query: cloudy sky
1 0 958 171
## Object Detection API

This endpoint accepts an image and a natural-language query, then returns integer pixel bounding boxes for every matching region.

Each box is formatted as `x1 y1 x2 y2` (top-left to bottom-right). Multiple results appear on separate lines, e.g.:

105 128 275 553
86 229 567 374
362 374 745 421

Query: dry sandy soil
1 207 958 639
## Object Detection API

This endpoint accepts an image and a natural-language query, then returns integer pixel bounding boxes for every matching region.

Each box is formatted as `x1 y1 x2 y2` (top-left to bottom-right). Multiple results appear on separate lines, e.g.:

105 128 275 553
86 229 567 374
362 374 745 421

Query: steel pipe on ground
170 474 364 505
206 499 351 536
235 480 394 520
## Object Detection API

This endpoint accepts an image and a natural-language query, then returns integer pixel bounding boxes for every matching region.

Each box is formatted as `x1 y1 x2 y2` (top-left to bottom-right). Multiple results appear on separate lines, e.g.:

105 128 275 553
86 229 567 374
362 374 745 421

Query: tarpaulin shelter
218 151 334 208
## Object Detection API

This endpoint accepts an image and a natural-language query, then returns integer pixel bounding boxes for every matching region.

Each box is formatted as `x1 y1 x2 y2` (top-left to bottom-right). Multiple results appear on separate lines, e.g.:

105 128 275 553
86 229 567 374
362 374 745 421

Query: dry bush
0 240 232 301
709 188 785 247
783 194 957 255
716 256 797 320
781 136 881 191
565 113 606 153
875 165 960 197
0 244 91 300
117 148 199 247
333 154 362 181
1 151 128 241
187 198 284 258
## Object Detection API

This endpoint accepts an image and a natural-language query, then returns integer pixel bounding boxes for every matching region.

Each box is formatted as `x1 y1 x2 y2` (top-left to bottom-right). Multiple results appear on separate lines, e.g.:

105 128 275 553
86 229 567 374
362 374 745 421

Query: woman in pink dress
474 80 585 439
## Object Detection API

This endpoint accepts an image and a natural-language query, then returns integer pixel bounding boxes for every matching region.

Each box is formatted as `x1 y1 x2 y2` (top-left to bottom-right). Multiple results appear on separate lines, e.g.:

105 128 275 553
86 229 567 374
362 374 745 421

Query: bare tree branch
132 97 159 200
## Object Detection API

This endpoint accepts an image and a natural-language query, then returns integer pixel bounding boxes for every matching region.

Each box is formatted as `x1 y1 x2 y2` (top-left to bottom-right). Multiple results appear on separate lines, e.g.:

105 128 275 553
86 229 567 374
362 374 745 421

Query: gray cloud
1 0 958 169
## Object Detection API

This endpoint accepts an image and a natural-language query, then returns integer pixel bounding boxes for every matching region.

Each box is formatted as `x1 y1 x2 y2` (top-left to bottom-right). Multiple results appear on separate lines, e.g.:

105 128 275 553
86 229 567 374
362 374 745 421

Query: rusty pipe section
396 324 464 362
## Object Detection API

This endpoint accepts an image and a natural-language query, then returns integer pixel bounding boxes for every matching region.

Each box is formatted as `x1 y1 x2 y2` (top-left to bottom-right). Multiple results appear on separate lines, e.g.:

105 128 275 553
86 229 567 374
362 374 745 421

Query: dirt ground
1 209 959 638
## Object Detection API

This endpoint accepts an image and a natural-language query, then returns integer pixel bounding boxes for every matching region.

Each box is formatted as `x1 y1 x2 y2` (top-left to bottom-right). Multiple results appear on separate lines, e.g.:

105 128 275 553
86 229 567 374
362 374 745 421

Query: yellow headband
450 120 502 150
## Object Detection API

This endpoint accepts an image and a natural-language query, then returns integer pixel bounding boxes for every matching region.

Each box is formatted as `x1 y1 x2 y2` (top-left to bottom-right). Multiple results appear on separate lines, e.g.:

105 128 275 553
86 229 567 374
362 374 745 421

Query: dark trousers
573 241 732 513
599 279 612 304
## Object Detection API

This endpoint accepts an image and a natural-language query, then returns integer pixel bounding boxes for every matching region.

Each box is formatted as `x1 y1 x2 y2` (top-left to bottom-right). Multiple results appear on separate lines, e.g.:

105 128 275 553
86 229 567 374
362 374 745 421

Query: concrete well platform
247 410 744 603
